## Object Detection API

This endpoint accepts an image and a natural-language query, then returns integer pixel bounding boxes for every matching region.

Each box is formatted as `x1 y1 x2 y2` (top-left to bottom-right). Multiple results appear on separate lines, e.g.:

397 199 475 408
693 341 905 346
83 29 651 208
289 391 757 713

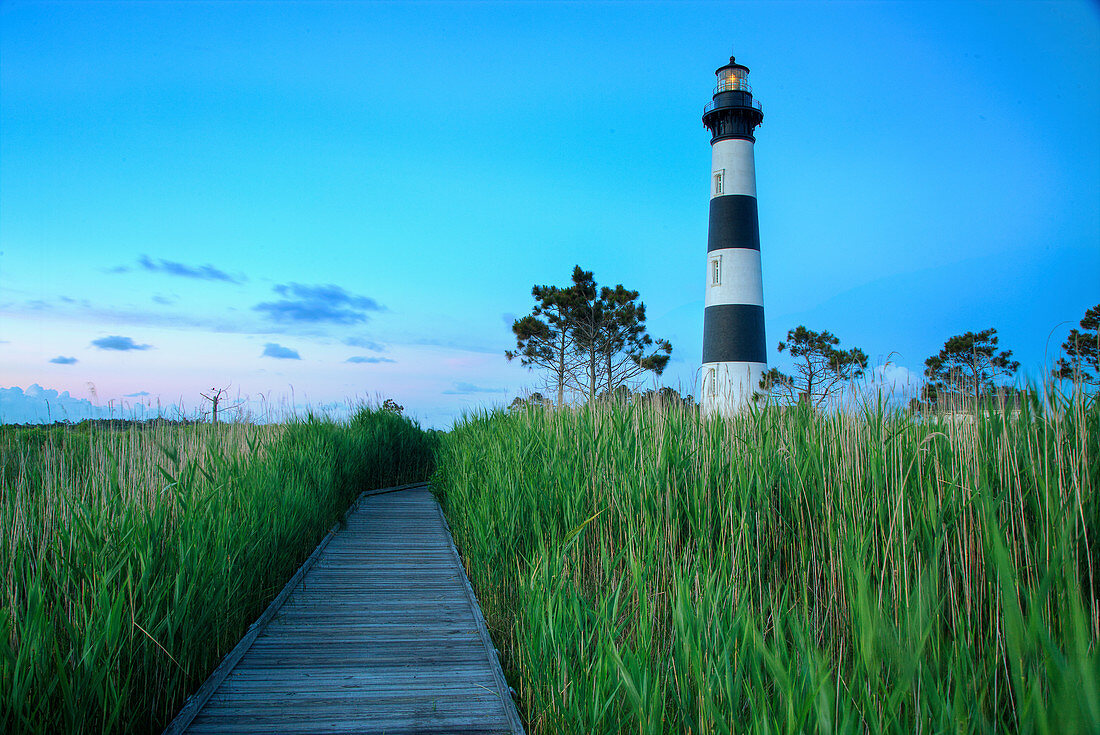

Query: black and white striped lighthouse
700 56 766 416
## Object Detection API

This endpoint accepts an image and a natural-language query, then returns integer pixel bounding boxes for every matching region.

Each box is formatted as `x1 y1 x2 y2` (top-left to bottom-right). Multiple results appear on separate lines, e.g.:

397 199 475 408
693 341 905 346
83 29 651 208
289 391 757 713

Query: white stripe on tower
700 56 767 417
710 138 757 198
704 247 763 308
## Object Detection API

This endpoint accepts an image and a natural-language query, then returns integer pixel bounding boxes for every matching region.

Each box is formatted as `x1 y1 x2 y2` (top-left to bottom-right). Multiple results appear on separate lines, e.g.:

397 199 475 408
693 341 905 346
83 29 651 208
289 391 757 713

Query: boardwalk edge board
436 502 527 735
161 481 430 735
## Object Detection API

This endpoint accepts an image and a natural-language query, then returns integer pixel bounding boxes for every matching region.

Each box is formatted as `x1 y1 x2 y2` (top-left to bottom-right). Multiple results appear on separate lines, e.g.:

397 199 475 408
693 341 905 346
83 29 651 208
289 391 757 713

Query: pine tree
923 328 1019 408
1053 304 1100 388
506 283 577 406
507 266 672 403
759 326 868 408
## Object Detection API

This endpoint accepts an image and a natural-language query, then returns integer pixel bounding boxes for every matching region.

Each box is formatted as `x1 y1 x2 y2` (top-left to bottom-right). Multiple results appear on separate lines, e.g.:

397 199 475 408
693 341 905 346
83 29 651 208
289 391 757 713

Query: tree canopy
508 392 551 411
759 326 868 408
505 282 576 406
1053 304 1099 388
923 328 1019 408
506 266 672 404
635 386 696 410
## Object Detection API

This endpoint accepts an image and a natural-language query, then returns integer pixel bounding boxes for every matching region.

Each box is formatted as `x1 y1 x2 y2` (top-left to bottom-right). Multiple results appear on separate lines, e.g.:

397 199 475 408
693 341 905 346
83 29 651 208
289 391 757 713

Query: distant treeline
0 417 203 431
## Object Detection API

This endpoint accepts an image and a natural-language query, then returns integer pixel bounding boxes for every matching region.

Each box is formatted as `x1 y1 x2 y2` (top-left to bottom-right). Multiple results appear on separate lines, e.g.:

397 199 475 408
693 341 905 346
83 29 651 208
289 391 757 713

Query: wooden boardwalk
165 483 524 735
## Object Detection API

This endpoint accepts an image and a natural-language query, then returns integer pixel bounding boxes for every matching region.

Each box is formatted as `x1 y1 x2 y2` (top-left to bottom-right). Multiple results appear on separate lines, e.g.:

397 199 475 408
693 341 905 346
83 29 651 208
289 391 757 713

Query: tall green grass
434 393 1099 733
0 407 434 733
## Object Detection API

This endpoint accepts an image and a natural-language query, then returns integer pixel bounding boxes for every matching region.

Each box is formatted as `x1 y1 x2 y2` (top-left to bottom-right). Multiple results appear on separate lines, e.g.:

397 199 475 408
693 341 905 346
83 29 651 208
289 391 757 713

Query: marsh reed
434 391 1099 733
0 409 435 733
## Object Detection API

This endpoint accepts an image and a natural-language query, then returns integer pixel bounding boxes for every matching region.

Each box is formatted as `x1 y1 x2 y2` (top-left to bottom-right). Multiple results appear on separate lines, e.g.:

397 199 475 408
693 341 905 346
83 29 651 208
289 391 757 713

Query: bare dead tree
200 384 244 424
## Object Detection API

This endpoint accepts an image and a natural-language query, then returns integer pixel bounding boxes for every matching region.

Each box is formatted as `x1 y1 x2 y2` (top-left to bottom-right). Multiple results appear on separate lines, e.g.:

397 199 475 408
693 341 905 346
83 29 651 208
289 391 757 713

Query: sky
2 1 1098 427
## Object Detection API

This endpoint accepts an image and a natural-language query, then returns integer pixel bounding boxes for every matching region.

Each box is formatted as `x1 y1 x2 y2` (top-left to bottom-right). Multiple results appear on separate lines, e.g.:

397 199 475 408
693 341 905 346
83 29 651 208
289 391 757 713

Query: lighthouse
700 56 767 417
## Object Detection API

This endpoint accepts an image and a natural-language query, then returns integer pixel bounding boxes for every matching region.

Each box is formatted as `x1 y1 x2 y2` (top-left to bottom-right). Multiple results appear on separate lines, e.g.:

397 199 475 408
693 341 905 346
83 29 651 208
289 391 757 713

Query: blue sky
2 1 1097 427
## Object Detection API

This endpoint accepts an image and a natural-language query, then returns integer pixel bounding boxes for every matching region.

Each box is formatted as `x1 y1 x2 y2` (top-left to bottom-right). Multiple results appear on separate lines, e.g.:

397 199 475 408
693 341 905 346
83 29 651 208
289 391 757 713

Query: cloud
105 265 130 274
4 298 351 339
0 385 167 424
138 254 244 284
442 381 508 395
262 342 301 360
254 283 384 325
1 385 110 424
124 391 151 397
92 335 151 351
343 336 387 352
346 356 396 364
23 301 272 336
49 356 78 365
19 297 88 311
152 294 176 305
501 312 517 327
871 363 923 393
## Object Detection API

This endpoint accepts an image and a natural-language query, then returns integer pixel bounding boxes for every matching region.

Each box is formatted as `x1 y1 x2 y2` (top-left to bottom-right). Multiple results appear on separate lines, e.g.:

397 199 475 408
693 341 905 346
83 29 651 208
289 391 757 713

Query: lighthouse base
700 361 767 417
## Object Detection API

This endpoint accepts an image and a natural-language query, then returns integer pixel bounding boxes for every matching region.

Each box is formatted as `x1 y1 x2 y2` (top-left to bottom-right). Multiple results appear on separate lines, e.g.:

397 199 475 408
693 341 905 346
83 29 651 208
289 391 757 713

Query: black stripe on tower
702 304 767 364
707 195 759 252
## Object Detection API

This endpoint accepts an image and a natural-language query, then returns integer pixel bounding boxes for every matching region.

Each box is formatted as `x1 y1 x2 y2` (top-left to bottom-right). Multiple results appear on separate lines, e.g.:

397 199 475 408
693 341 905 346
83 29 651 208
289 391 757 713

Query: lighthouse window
713 171 724 195
710 256 721 286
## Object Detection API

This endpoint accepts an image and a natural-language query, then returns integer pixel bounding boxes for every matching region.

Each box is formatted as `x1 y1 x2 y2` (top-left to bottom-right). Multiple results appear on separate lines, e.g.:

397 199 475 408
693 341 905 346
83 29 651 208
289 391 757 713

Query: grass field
433 393 1099 734
0 408 435 733
3 392 1096 733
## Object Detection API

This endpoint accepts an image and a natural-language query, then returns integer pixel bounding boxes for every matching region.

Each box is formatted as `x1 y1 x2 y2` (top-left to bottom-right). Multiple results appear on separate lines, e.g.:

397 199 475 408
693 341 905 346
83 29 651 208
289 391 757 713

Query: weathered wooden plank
248 629 482 641
259 621 479 632
236 654 493 670
197 702 510 721
288 584 464 592
266 605 474 618
245 637 489 652
215 670 502 689
254 620 483 633
188 719 513 735
195 702 510 722
269 599 473 611
214 674 503 694
291 577 466 585
205 683 505 703
165 483 524 735
192 704 510 722
194 705 509 722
